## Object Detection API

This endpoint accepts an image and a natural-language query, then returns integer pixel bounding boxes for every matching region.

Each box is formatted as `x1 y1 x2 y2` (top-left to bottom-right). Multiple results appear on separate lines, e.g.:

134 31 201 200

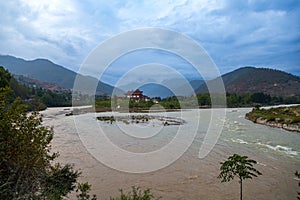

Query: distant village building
124 89 150 101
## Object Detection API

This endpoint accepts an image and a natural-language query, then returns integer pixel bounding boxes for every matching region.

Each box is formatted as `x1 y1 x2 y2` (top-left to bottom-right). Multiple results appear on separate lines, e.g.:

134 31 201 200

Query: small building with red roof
124 89 150 101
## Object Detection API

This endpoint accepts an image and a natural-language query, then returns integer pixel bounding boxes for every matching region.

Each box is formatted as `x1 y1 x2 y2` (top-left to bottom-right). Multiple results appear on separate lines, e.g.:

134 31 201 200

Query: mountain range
1 55 299 98
0 55 117 96
196 67 300 97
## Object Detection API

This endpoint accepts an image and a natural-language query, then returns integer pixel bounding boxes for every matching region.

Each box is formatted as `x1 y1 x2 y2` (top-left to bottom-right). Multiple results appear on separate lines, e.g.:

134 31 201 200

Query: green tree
197 93 211 107
250 93 271 104
110 186 157 200
76 182 97 200
0 71 91 199
218 154 262 200
0 67 11 87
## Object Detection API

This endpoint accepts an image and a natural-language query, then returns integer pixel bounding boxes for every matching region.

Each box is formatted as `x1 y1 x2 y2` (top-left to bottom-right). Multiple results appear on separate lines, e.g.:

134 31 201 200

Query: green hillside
0 67 74 110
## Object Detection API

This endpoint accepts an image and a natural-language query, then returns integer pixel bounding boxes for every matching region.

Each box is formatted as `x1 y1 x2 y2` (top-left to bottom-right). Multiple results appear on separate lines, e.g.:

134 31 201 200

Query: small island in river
97 114 185 126
245 105 300 132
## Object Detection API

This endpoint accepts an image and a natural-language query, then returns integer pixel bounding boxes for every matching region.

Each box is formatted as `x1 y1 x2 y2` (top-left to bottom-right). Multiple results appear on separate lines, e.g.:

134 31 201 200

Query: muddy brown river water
41 107 299 199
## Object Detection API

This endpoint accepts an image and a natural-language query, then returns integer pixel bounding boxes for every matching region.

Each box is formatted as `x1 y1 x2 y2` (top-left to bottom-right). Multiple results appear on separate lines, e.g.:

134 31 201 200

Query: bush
0 73 97 199
76 182 97 200
0 86 81 199
110 186 158 200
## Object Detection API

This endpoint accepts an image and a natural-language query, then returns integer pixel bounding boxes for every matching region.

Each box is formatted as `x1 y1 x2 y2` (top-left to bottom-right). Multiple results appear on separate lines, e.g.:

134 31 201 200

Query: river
41 107 299 199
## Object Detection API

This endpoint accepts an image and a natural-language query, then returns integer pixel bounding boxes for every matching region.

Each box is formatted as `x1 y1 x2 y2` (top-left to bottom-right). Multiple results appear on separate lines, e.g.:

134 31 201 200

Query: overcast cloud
0 0 299 84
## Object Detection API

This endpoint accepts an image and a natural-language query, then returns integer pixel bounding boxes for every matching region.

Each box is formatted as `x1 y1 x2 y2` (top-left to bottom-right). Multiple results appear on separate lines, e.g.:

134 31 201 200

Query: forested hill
0 55 117 95
196 67 300 97
0 67 73 110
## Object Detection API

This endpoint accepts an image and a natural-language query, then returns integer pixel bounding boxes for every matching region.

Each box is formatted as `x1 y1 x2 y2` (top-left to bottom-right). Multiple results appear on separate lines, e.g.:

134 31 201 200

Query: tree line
94 92 300 111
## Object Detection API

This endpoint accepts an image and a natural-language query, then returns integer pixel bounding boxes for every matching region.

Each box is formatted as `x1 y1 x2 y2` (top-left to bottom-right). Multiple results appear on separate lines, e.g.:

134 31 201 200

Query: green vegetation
231 92 299 107
246 105 300 125
201 93 300 108
95 95 199 112
76 182 97 200
0 66 74 110
32 87 72 107
94 97 112 112
95 96 182 112
197 93 211 107
0 69 97 199
218 154 262 200
159 96 181 109
95 98 160 112
94 92 300 112
129 100 155 110
110 186 157 200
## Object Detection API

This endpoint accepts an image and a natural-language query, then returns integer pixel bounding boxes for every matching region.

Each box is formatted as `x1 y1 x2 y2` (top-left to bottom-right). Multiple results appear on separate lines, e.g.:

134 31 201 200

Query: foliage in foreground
76 182 97 200
0 72 96 199
110 186 157 200
218 154 262 200
0 89 73 199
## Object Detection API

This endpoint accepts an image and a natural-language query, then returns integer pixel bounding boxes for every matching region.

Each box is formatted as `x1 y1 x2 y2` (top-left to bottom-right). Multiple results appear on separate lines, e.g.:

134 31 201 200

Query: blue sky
0 0 299 85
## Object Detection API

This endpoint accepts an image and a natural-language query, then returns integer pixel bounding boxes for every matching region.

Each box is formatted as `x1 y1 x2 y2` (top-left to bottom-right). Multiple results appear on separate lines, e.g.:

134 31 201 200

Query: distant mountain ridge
196 67 300 97
1 55 299 98
0 55 118 95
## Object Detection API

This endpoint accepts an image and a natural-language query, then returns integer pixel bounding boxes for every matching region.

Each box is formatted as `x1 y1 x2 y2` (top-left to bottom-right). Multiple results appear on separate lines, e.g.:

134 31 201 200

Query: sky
0 0 299 85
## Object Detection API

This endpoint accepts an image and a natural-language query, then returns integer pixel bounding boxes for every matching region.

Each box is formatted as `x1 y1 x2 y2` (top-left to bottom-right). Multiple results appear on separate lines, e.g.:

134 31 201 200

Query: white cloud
0 0 299 82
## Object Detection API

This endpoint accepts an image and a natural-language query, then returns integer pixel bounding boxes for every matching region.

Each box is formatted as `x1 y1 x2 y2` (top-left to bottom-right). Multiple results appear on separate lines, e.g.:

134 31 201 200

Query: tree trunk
240 177 243 200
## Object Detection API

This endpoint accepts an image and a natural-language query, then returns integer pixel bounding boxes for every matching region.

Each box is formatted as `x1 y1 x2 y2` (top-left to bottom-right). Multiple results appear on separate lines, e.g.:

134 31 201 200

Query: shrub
110 186 158 200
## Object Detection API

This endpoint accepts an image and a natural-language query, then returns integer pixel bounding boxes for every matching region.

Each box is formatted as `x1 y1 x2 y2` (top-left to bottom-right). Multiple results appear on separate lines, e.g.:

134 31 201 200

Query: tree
76 182 97 200
197 93 211 107
250 93 271 104
218 154 262 200
110 186 157 200
0 71 84 199
0 67 11 87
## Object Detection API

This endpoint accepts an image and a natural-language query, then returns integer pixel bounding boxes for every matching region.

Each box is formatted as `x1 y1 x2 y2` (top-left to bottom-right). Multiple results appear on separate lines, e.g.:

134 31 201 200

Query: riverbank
245 105 300 132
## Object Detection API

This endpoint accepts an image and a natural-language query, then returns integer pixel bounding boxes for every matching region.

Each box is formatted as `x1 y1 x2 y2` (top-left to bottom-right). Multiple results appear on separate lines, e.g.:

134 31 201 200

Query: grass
246 105 300 124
